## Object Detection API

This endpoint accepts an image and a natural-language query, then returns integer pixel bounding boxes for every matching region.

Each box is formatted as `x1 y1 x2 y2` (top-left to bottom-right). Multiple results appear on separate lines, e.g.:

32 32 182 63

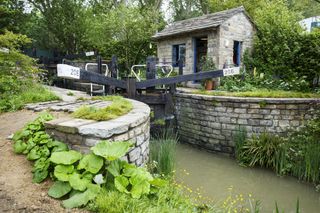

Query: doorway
193 37 208 74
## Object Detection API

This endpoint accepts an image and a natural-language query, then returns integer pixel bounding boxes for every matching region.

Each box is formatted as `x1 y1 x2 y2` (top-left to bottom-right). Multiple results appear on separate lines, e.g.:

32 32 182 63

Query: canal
176 143 320 212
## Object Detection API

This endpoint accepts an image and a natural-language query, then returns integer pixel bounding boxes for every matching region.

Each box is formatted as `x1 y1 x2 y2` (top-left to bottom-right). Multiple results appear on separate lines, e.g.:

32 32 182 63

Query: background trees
0 0 319 89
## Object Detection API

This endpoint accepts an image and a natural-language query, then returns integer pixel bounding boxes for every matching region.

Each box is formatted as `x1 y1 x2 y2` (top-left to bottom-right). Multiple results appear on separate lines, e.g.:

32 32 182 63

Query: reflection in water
176 143 320 213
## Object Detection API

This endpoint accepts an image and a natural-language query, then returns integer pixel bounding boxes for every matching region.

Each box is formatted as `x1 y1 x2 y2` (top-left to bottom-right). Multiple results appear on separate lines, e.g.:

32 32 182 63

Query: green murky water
176 143 320 213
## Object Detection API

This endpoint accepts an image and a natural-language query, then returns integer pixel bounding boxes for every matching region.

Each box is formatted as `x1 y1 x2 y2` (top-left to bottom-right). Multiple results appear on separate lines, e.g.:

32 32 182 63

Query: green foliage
0 31 59 113
77 153 104 174
91 141 132 161
27 0 89 53
62 184 101 209
235 117 320 185
48 181 72 198
0 0 30 33
294 31 320 84
94 184 203 213
13 113 171 209
50 150 82 165
233 127 247 160
237 133 285 168
192 88 320 98
72 96 132 121
11 112 68 183
86 4 164 72
149 132 178 176
54 165 75 182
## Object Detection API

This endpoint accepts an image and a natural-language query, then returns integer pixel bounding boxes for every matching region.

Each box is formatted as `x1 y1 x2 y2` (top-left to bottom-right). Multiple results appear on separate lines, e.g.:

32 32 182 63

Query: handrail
130 64 173 82
85 63 109 76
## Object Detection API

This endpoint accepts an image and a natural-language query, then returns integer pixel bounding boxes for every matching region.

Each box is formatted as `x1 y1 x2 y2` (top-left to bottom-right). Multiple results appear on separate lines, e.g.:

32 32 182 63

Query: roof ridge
165 6 245 27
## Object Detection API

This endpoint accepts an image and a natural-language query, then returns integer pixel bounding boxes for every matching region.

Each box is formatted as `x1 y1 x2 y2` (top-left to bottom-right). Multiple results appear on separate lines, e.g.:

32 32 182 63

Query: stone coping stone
44 99 150 138
175 92 320 104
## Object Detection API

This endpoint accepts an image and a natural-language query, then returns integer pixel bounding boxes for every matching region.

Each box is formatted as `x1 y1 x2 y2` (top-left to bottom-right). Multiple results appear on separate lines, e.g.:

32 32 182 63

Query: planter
205 79 214 90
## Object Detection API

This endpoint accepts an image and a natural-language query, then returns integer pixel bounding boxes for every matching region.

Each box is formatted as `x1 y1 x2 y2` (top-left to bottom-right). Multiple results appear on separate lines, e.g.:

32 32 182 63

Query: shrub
238 133 285 168
0 31 59 112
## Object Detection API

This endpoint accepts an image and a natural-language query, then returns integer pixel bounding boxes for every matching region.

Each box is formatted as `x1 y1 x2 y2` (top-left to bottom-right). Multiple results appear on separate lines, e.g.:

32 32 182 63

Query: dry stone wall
175 93 320 154
26 99 150 167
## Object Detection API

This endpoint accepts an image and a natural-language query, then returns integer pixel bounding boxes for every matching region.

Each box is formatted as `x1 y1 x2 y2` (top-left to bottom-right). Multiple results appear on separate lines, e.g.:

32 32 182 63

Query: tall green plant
233 126 247 160
150 131 178 176
239 133 285 168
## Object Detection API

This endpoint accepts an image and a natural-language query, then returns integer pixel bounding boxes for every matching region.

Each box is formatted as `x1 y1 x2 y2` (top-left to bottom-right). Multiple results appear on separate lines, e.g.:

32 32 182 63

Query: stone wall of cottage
218 12 255 68
175 93 320 154
156 12 255 76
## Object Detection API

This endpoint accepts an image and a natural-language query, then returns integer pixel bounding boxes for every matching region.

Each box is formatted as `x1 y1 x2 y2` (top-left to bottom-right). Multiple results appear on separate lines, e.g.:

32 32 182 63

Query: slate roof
153 6 249 39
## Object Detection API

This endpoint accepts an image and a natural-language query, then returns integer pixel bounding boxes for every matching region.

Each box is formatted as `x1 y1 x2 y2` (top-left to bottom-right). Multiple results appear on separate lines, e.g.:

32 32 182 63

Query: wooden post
178 59 183 75
111 55 118 79
146 56 156 80
97 55 102 74
146 56 156 91
126 77 136 99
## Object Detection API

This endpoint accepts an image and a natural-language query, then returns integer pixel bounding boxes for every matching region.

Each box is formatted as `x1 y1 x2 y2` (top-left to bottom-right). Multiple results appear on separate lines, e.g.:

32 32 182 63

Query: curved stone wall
175 93 320 154
43 99 150 166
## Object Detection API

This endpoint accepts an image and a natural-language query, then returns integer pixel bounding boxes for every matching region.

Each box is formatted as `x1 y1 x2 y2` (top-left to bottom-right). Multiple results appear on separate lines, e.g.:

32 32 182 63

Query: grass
149 131 178 176
0 84 60 113
93 185 206 213
67 91 74 96
192 89 320 98
72 95 133 121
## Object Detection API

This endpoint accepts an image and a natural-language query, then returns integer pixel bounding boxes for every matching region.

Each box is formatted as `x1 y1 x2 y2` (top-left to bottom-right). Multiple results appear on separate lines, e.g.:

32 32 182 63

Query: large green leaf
123 167 153 181
62 184 100 209
13 130 30 142
13 140 27 154
91 141 132 161
149 178 168 187
48 181 72 198
77 154 103 174
50 150 82 165
107 159 130 177
32 169 48 183
69 172 93 191
130 178 150 199
54 165 75 181
114 175 129 193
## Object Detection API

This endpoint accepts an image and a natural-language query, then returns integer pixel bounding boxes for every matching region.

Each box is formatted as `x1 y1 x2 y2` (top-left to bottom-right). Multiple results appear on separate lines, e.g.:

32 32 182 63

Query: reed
149 130 178 176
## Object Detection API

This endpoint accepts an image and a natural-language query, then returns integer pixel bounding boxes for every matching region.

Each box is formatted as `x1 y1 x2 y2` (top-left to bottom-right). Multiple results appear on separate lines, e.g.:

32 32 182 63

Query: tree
27 0 89 53
86 4 163 73
0 0 31 33
170 0 209 21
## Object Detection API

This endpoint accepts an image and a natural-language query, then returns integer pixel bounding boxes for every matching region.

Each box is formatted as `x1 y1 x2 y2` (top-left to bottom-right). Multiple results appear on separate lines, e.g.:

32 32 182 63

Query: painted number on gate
223 67 240 76
57 64 80 79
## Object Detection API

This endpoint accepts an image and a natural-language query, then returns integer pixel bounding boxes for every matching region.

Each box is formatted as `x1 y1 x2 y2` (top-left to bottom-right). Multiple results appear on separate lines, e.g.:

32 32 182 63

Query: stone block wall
43 99 150 167
218 12 255 68
175 93 320 154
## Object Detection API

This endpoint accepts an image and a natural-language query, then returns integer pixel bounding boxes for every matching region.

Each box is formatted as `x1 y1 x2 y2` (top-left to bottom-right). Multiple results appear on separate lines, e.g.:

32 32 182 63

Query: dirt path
0 110 86 213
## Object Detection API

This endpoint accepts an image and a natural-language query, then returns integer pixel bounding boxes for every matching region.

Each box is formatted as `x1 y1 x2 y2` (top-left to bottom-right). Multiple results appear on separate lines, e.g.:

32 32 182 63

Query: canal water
176 143 320 213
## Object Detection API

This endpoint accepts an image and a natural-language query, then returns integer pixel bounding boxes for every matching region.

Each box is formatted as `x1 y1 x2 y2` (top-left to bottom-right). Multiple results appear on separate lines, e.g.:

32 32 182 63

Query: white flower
93 174 105 185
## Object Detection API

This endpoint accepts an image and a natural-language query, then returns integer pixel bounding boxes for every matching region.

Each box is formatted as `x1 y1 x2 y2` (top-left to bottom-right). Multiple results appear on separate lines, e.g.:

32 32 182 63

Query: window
172 44 186 67
311 21 320 31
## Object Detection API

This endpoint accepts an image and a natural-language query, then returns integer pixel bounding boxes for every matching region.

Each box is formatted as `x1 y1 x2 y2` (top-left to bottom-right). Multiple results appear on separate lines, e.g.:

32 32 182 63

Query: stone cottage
152 6 256 84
